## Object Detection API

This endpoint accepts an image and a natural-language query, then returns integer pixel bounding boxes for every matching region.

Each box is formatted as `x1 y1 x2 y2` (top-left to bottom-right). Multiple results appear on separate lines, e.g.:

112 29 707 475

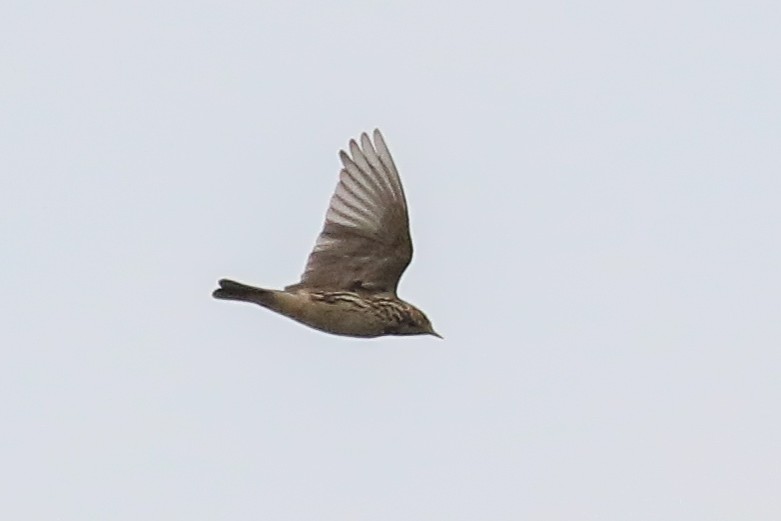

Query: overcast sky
3 1 780 519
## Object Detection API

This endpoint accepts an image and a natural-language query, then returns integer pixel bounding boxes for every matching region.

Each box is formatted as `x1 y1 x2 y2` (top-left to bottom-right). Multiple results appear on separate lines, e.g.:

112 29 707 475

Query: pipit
213 129 440 339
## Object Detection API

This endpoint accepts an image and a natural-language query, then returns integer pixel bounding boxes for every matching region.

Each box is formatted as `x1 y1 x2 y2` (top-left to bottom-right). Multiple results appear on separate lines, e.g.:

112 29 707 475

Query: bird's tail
212 279 273 306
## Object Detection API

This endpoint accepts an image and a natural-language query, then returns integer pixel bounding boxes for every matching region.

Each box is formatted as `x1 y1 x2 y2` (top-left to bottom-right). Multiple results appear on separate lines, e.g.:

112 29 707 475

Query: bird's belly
272 291 387 338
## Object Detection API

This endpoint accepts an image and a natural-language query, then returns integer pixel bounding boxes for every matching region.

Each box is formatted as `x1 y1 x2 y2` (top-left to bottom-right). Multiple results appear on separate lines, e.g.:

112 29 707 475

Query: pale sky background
2 1 780 519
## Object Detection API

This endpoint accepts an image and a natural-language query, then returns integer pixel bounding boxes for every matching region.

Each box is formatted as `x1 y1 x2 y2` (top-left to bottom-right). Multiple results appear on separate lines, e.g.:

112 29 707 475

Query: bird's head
395 305 442 339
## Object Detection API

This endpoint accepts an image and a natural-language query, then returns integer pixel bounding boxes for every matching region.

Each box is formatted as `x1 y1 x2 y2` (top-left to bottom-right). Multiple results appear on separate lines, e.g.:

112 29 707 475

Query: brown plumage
213 129 440 339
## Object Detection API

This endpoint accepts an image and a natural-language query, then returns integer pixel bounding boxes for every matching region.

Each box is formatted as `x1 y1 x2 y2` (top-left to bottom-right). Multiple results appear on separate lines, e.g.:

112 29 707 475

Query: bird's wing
286 129 413 294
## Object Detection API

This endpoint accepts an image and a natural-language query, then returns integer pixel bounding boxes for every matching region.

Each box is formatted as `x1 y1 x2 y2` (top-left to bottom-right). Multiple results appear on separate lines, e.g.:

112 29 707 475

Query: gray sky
3 1 780 519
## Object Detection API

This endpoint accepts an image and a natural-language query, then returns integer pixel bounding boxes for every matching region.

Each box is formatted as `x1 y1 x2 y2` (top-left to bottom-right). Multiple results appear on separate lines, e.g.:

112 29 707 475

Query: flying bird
213 129 440 339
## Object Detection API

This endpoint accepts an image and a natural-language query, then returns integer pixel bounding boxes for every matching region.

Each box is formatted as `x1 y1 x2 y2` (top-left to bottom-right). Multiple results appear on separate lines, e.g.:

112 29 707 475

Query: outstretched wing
286 129 412 294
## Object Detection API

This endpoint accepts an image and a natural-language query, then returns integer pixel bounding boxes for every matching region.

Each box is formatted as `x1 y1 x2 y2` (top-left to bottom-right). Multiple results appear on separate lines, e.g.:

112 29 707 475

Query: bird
212 129 441 339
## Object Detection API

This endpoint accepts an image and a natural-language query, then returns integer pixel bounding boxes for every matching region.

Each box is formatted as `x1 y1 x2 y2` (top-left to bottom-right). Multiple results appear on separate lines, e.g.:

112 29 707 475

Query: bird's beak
430 330 444 339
